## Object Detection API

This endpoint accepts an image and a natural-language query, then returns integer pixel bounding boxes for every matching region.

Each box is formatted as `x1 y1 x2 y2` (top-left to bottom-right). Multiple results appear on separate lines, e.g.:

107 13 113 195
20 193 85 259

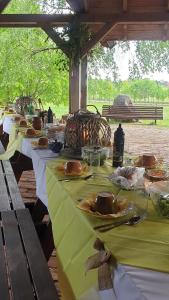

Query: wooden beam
0 13 168 27
42 27 70 57
81 22 117 58
77 12 169 24
123 24 128 40
163 23 169 40
123 0 128 12
84 0 88 12
0 14 73 27
0 0 11 13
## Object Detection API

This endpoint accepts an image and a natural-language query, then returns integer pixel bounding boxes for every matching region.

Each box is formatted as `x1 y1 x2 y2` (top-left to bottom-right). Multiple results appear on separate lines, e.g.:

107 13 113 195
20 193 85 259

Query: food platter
56 162 90 177
31 140 48 149
76 194 133 219
146 169 169 181
23 130 42 138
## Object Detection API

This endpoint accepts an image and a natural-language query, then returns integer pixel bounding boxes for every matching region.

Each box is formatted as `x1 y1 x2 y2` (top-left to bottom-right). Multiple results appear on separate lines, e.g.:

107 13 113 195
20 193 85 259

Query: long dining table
1 113 169 300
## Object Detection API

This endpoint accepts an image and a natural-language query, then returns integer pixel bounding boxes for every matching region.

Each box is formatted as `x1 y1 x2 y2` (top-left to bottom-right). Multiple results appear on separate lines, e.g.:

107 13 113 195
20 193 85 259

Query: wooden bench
0 141 59 299
0 209 59 300
102 105 163 123
0 158 25 211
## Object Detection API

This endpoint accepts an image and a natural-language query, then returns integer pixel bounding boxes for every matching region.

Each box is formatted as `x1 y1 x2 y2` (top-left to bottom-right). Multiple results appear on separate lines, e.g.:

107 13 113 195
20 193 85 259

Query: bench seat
0 158 25 211
0 209 59 300
102 105 163 123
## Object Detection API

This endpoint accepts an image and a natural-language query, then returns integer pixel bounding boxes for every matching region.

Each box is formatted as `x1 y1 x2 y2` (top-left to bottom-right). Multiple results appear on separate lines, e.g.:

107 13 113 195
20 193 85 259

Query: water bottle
112 123 125 167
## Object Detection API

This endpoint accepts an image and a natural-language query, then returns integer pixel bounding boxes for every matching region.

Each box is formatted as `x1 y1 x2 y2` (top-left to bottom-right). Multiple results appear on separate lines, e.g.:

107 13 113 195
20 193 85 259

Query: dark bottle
112 123 125 167
47 107 53 123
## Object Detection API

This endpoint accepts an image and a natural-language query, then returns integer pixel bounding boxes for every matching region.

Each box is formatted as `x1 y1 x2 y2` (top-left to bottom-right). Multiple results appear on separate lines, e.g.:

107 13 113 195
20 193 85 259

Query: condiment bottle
112 123 125 167
28 103 34 115
47 107 53 123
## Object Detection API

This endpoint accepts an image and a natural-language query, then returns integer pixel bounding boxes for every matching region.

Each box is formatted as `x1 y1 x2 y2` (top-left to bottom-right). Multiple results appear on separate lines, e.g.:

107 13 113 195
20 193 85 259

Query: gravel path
111 124 169 162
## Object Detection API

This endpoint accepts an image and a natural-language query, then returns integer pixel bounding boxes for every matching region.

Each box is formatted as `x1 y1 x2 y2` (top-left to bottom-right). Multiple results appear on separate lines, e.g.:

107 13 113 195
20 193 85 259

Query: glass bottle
28 103 34 115
47 107 53 123
112 123 125 168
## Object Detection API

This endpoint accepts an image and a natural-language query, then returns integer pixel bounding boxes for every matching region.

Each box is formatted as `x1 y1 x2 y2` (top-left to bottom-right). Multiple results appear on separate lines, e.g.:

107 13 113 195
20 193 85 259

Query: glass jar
82 146 102 167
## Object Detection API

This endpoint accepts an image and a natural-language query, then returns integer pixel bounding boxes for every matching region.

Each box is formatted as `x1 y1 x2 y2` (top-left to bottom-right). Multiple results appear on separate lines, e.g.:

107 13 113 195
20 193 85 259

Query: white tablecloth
80 264 169 300
2 115 15 134
20 137 58 207
2 116 169 299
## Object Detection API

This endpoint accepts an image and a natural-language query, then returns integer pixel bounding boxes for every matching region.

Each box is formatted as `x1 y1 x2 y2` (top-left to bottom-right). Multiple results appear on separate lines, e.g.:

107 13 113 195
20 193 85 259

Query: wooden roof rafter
81 21 117 58
67 0 87 13
123 0 127 12
0 0 12 13
42 26 70 57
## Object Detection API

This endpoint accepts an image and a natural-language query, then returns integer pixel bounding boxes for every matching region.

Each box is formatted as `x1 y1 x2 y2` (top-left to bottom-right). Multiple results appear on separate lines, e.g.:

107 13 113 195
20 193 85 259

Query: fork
58 174 93 182
93 215 144 232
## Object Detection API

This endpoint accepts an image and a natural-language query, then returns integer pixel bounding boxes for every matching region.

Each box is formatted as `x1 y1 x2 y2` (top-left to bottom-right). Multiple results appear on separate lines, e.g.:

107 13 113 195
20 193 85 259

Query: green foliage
0 27 69 104
88 78 169 102
59 22 90 61
0 0 69 105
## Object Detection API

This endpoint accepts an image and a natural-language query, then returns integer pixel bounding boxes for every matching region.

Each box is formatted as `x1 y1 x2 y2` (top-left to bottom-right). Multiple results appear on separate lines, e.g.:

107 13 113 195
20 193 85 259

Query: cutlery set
93 215 144 232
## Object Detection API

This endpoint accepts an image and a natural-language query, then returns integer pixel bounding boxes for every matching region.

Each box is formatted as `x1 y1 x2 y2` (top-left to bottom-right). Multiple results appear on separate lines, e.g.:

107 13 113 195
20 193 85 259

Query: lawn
44 101 169 128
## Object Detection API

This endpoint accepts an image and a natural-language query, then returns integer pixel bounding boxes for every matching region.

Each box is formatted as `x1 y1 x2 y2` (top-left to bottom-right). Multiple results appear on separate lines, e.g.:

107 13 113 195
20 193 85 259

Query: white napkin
109 167 145 190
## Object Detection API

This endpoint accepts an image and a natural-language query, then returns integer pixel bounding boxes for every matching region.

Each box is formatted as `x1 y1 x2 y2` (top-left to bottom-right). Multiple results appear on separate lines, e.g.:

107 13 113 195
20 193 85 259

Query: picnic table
1 113 169 300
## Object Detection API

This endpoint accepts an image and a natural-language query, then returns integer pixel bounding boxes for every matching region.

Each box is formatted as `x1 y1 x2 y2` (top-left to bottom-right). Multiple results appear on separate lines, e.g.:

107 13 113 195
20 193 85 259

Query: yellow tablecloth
0 125 23 160
46 159 169 300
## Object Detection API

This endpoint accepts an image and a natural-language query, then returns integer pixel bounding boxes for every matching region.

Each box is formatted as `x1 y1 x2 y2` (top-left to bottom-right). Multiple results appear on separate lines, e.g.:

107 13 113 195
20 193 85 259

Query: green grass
44 101 169 128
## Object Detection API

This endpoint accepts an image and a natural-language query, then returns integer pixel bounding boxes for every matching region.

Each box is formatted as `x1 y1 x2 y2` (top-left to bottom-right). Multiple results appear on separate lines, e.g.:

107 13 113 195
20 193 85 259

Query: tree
0 0 69 105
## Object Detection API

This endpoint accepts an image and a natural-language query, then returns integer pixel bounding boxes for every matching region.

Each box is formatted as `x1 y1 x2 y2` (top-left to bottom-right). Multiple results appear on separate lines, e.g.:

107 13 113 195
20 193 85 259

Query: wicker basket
64 106 111 152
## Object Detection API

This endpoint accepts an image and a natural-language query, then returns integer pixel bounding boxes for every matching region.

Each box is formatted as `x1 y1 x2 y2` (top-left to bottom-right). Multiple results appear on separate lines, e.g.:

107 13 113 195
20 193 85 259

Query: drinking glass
89 149 101 167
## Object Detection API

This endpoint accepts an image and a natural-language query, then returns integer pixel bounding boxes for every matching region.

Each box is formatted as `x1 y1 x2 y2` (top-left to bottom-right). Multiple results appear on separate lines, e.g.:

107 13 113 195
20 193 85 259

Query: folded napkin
109 167 145 190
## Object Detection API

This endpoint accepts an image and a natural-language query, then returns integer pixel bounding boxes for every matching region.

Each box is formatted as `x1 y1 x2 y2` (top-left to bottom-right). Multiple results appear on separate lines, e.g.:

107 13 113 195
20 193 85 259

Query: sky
115 46 169 82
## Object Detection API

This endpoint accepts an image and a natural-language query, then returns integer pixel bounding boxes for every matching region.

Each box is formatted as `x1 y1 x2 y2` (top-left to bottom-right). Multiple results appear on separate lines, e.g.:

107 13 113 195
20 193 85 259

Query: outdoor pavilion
0 0 169 112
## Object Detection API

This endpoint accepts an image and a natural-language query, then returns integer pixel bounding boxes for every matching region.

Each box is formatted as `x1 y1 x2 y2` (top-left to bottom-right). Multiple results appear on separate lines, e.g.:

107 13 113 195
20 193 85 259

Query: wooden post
69 58 81 113
81 55 88 110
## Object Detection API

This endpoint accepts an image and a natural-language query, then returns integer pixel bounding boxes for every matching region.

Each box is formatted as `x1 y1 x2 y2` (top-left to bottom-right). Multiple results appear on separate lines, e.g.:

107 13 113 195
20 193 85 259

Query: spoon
94 215 143 232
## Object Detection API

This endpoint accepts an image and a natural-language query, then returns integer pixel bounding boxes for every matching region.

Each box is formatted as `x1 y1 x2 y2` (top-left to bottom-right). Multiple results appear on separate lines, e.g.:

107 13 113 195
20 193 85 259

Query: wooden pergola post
69 58 81 113
43 19 118 114
69 55 88 113
81 55 88 110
